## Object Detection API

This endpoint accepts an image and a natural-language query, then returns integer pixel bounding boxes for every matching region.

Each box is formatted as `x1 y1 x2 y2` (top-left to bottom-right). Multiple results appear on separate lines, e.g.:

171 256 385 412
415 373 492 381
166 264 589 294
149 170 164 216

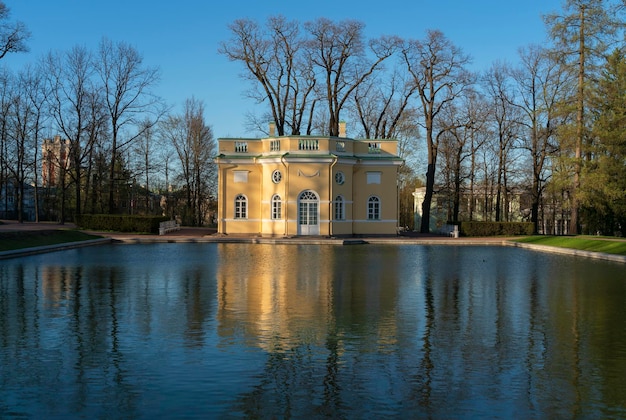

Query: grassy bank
514 235 626 256
0 229 102 251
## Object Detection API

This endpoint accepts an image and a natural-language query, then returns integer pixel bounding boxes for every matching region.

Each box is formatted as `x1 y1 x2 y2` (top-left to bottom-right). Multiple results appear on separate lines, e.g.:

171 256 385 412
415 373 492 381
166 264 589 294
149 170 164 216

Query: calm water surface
1 243 625 419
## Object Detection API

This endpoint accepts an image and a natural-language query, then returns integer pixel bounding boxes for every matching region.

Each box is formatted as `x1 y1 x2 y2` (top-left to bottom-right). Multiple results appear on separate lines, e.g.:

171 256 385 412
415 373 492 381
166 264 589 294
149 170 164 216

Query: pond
1 243 625 419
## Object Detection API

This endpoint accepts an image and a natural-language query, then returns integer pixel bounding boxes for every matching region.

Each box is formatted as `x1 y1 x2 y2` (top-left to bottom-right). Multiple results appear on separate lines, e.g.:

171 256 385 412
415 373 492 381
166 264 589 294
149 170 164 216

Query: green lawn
0 229 102 251
514 235 626 256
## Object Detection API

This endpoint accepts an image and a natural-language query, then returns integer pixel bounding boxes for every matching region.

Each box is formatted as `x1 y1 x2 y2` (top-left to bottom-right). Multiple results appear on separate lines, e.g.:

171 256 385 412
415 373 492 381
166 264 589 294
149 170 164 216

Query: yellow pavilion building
214 122 403 237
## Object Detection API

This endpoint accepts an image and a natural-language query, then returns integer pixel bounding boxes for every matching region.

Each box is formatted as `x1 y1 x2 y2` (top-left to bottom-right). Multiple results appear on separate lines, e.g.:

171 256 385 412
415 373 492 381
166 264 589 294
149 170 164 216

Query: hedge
75 214 169 234
459 221 534 237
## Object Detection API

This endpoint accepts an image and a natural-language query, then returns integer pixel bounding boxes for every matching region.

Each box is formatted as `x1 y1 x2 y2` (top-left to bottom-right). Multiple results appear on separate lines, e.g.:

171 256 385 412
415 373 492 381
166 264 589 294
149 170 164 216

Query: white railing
299 139 319 151
235 141 248 153
159 220 180 235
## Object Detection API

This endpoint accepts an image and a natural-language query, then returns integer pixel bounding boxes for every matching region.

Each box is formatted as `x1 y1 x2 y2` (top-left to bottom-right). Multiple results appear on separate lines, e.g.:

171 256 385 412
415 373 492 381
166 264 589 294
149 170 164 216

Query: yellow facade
215 123 403 237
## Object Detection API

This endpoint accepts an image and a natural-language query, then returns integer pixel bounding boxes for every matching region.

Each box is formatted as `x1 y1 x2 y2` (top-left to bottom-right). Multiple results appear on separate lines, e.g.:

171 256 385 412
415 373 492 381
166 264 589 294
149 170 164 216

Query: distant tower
42 136 71 187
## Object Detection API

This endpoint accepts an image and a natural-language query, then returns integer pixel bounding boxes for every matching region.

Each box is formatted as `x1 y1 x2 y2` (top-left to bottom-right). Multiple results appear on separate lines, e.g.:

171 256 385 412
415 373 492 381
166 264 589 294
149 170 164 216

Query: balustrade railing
235 141 248 153
299 139 319 151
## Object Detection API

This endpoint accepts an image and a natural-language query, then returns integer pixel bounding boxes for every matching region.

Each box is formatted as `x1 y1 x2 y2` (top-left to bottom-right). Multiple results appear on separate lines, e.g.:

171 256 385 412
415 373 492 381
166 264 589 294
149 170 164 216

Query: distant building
42 136 71 187
0 182 38 221
214 122 403 237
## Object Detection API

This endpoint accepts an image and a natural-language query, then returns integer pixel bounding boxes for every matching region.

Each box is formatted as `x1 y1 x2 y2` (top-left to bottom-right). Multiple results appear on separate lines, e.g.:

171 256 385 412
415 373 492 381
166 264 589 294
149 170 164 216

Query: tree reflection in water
0 243 625 418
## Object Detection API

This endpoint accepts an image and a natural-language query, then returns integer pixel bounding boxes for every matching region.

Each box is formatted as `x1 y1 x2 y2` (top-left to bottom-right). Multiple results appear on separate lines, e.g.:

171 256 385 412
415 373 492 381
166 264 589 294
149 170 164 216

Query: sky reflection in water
1 243 625 419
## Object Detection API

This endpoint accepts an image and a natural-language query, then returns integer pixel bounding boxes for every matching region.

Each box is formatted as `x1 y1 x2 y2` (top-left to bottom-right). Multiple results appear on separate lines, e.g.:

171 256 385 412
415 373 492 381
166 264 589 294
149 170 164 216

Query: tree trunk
74 166 81 216
60 171 67 224
531 163 540 234
469 137 476 221
531 199 540 234
420 163 436 233
570 5 586 235
452 152 462 223
495 139 504 222
17 181 23 223
108 144 117 214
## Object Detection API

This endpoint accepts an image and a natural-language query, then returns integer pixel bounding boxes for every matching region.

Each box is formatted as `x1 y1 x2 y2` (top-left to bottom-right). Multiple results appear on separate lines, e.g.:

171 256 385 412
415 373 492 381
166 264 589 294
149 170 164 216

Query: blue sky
6 0 563 139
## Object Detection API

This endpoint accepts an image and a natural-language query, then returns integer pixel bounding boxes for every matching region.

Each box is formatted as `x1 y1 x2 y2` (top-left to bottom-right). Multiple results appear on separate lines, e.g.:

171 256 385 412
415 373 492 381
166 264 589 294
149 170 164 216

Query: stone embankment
1 219 625 263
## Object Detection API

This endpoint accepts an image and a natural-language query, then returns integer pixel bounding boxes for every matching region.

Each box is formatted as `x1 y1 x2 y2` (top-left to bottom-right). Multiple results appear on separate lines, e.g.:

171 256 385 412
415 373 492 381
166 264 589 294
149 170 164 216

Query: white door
298 190 319 235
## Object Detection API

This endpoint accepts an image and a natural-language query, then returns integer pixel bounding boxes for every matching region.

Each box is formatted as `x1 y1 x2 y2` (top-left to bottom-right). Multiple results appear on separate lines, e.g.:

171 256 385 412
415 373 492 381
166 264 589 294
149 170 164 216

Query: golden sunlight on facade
215 122 404 237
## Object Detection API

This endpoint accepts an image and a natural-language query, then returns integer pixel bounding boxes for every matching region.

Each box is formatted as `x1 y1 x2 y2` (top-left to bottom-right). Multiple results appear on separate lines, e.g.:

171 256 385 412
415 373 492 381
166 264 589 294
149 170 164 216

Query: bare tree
0 65 45 222
0 68 11 218
510 45 568 233
351 65 418 139
219 16 316 136
438 90 487 222
161 97 216 226
0 2 30 60
482 61 524 222
402 29 474 233
19 64 47 222
5 71 29 222
81 87 108 214
131 119 160 212
45 46 102 218
305 18 401 136
96 37 163 213
221 16 400 137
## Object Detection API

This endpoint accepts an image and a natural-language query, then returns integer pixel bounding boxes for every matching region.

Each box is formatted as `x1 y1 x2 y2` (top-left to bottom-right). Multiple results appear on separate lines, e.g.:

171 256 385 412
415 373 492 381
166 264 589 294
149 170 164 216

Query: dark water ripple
1 243 625 419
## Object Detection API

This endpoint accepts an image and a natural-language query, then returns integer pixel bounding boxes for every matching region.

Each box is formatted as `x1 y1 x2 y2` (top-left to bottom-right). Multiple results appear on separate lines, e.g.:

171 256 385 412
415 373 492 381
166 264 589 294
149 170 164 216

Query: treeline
220 1 626 236
0 4 217 226
2 2 626 235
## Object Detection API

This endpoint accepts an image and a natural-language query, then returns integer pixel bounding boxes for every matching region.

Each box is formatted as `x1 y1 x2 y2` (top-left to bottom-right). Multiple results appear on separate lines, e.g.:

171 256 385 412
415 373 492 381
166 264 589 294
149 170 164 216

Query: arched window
271 194 282 220
368 196 380 220
334 195 344 220
234 194 247 219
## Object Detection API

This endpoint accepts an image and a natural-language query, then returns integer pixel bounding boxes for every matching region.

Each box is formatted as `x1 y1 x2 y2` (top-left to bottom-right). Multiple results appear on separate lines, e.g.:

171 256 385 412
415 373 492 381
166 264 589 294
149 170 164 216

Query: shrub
460 221 534 237
75 214 169 234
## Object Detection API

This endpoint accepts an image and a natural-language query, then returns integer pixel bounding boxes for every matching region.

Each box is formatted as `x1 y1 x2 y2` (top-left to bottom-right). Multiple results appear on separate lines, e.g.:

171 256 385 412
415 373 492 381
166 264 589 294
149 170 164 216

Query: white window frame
235 194 247 219
271 194 282 220
367 196 380 220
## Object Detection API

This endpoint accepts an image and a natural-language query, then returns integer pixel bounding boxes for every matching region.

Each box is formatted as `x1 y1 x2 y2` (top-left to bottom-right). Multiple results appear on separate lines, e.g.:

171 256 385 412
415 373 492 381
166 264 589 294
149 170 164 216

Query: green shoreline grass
0 229 102 252
3 228 626 258
514 235 626 256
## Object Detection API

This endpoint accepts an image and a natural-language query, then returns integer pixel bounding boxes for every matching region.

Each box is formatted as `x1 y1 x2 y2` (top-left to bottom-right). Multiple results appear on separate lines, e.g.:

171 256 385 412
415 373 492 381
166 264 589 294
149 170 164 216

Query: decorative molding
298 169 320 178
